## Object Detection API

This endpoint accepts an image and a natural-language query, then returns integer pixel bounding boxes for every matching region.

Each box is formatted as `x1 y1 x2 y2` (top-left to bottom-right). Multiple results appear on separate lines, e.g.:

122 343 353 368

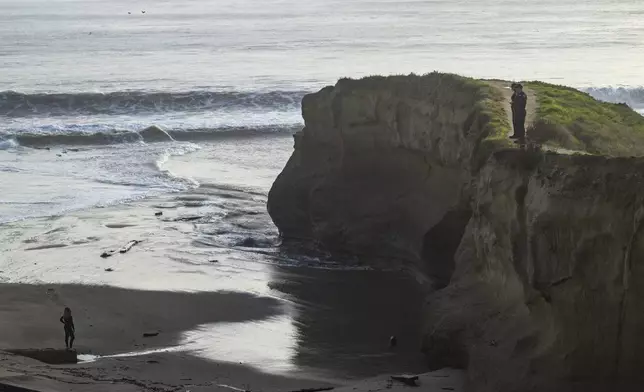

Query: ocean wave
169 125 300 142
0 90 305 117
0 138 19 150
0 125 299 148
584 87 644 109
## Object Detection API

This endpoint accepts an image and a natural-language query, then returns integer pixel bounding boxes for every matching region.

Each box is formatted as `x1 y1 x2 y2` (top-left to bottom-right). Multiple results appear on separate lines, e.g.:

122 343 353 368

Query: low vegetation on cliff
471 82 513 168
333 73 644 162
527 81 644 156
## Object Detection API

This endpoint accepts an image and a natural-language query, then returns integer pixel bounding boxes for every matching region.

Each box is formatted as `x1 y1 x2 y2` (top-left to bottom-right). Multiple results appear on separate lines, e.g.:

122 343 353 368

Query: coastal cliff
425 152 644 391
268 74 507 282
267 73 644 391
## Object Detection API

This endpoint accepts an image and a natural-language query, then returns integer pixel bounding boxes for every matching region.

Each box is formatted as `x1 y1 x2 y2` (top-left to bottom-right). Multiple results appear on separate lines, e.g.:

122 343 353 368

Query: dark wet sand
0 350 335 392
0 143 450 391
0 284 283 355
0 268 433 391
270 266 429 380
0 283 334 392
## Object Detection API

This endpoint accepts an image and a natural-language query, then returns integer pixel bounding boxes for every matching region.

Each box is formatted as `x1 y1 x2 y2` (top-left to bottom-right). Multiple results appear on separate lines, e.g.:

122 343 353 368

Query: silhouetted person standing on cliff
510 83 528 139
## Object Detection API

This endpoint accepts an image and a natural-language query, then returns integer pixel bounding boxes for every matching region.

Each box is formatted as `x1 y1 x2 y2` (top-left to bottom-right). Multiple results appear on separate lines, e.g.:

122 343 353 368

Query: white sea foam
0 138 18 150
585 87 644 112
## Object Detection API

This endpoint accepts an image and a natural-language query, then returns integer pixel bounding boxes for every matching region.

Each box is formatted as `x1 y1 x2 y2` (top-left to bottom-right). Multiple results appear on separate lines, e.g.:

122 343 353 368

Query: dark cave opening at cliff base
421 209 472 289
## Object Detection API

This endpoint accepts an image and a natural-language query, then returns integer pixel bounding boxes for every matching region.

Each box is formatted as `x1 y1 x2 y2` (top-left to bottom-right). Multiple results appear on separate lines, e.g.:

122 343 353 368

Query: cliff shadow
269 264 428 379
0 283 282 356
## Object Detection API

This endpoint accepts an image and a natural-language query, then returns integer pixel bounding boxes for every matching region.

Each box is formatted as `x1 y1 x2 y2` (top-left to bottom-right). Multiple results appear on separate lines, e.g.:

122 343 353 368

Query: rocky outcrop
425 152 644 391
268 74 502 277
139 125 174 143
268 74 644 391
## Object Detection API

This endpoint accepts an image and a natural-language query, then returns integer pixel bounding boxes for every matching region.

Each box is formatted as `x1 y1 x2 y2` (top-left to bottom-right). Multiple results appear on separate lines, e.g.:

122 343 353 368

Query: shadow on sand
269 265 429 379
0 283 282 356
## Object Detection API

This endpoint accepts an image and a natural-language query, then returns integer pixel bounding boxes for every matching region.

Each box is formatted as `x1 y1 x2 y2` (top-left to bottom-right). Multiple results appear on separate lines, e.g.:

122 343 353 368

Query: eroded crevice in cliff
421 208 472 289
614 217 644 379
512 183 530 292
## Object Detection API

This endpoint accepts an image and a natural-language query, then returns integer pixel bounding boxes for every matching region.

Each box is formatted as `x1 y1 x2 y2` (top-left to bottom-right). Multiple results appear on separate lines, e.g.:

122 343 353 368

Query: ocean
0 0 643 381
1 0 644 222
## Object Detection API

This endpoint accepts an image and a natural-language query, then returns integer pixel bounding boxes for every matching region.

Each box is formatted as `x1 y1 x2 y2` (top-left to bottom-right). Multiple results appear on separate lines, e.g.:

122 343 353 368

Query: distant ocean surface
1 0 643 222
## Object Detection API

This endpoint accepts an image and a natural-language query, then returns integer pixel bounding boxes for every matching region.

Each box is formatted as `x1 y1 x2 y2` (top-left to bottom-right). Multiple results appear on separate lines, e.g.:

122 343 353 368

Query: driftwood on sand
100 240 141 258
286 388 334 392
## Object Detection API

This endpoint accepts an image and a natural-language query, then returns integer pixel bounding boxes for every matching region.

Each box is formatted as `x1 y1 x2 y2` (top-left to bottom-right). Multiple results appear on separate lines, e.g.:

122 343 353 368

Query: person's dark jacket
512 91 528 117
60 316 75 331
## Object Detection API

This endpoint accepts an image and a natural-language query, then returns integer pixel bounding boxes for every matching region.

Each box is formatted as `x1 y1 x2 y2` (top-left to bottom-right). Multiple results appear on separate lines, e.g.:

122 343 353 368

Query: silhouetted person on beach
510 83 528 139
60 307 75 349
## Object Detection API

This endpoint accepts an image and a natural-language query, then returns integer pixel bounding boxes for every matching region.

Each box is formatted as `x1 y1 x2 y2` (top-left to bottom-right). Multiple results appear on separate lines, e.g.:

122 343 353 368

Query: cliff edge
267 73 644 391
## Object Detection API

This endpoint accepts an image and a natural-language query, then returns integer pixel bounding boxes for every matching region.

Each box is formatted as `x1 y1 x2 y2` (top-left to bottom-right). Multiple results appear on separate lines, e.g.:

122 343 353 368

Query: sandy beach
0 277 460 392
0 141 456 391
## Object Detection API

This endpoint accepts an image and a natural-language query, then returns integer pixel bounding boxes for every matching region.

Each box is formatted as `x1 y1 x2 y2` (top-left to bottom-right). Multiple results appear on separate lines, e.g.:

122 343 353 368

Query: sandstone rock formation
268 74 502 281
425 151 644 391
268 73 644 391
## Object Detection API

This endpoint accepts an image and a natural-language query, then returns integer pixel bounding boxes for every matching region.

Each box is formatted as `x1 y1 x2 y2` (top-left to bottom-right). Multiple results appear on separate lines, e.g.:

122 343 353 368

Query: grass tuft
328 74 644 168
526 81 644 156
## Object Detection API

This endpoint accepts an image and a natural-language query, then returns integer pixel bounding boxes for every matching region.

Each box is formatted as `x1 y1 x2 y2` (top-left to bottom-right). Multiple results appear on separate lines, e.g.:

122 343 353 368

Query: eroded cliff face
425 152 644 391
268 75 496 277
268 74 644 391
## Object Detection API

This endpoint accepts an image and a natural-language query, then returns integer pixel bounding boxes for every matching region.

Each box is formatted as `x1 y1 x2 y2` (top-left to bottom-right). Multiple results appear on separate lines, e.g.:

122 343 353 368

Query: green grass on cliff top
334 73 644 162
526 81 644 156
471 80 514 168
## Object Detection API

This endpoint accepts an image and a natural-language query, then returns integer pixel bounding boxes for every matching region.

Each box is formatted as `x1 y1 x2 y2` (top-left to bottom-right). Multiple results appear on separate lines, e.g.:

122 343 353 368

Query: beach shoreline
0 143 439 391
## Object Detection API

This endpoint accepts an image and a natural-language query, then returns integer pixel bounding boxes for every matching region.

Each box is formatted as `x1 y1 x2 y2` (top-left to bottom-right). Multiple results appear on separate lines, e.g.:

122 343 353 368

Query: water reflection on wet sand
0 141 431 381
184 263 428 380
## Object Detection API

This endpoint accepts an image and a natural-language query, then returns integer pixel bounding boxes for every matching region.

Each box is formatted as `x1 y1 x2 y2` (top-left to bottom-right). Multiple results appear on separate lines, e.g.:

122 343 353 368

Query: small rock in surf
237 237 257 247
139 125 174 143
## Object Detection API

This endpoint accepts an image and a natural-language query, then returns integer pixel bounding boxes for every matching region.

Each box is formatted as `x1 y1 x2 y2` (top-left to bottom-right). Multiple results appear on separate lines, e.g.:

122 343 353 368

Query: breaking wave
0 125 300 148
0 138 19 150
0 90 305 117
584 87 644 111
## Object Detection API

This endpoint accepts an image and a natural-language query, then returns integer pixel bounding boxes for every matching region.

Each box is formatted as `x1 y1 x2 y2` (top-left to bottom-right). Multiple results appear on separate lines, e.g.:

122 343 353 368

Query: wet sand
0 141 462 391
0 283 333 392
0 351 335 392
0 284 282 355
